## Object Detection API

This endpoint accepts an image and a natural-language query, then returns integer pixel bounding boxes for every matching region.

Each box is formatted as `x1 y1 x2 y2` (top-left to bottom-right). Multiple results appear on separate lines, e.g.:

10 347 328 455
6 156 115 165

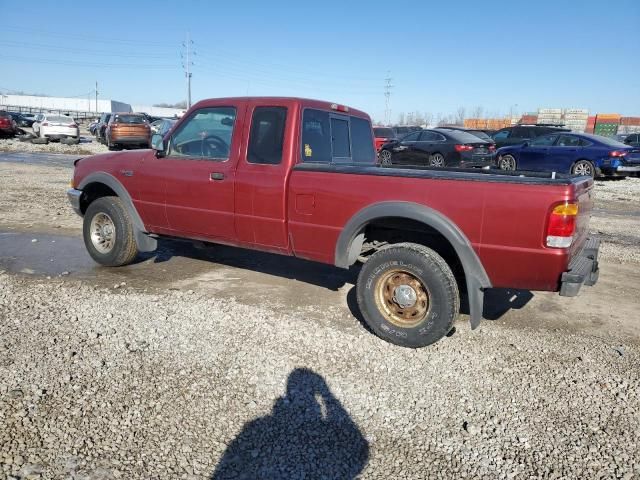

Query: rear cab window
301 109 375 165
113 114 146 124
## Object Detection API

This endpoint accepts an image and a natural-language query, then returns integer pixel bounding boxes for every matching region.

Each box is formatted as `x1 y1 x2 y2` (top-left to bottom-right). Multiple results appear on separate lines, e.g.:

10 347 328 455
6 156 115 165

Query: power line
384 73 393 125
181 32 195 109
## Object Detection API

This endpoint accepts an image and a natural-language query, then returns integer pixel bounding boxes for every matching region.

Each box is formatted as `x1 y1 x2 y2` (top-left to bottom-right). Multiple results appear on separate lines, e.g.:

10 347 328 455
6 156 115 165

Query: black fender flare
335 201 491 329
77 172 157 252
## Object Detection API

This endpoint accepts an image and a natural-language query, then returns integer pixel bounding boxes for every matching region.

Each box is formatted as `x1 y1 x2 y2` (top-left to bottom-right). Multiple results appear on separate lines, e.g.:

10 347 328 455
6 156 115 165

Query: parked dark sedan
496 132 640 178
624 133 640 147
378 128 495 168
8 112 34 128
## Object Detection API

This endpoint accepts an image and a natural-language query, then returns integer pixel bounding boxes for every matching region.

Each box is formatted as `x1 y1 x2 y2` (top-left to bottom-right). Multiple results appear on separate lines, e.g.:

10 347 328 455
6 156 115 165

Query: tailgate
113 125 149 137
569 176 594 258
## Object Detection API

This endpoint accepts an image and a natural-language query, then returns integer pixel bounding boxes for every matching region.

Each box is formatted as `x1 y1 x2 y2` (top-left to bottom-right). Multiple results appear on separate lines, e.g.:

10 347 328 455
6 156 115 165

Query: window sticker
304 143 313 157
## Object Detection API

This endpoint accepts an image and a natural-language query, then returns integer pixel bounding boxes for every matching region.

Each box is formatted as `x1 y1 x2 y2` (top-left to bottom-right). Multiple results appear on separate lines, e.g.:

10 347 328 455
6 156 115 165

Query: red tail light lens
610 150 627 157
41 122 49 126
69 123 77 128
488 144 496 151
454 144 474 152
546 203 578 248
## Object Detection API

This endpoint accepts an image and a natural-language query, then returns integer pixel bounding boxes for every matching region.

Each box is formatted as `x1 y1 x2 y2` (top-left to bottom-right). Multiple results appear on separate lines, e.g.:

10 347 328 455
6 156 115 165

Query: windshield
468 130 491 140
373 127 394 138
584 133 629 147
114 114 146 124
446 130 490 143
47 115 73 123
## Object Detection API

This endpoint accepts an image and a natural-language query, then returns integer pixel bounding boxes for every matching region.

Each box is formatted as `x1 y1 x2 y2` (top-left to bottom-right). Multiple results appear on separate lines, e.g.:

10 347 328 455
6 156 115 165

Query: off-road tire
356 242 459 348
83 196 138 267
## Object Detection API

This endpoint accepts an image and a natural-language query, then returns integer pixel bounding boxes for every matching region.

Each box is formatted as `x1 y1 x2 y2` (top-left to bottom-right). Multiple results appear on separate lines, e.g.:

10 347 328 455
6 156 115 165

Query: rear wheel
83 196 138 267
356 242 459 348
572 160 595 177
499 154 517 171
429 153 445 167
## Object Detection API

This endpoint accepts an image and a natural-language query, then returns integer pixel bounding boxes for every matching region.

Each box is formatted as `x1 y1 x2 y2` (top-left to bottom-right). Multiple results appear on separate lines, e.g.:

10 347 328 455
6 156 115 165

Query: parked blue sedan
496 132 640 178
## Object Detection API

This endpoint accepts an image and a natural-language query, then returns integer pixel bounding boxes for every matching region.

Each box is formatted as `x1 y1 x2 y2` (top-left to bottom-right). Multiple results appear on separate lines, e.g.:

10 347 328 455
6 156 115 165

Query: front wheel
83 196 139 267
356 242 459 348
379 149 392 166
572 160 595 178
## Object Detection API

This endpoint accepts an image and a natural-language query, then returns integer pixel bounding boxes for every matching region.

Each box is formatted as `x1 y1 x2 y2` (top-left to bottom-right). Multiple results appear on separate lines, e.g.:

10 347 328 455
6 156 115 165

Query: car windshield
373 127 394 138
446 130 489 143
114 114 146 124
47 116 73 123
468 130 491 140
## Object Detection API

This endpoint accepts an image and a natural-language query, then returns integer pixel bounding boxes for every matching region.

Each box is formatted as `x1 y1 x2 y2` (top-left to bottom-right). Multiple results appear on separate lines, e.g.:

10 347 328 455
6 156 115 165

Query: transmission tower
181 32 196 109
384 72 393 125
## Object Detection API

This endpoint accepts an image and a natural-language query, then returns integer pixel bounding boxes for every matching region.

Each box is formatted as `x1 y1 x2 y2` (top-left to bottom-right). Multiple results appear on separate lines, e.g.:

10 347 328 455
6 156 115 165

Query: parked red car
68 97 599 348
373 126 396 151
0 110 18 137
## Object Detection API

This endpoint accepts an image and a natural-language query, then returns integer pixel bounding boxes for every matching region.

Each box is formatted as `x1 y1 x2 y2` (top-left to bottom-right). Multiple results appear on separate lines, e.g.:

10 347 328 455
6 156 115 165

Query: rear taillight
69 123 77 128
454 144 474 152
610 150 627 157
41 122 49 126
488 144 496 151
546 202 579 248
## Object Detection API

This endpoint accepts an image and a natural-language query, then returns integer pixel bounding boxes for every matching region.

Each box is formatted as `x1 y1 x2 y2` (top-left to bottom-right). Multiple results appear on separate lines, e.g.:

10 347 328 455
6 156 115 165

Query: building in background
0 94 183 119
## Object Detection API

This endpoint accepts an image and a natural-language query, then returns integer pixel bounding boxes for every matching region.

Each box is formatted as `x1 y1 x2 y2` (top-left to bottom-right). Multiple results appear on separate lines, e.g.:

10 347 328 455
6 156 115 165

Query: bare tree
455 106 466 125
406 112 415 125
397 112 405 126
423 112 433 128
471 106 484 119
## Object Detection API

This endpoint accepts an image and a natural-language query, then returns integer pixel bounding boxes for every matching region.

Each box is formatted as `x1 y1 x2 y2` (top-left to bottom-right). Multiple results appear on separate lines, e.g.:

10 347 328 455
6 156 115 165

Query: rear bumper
111 136 150 144
559 237 600 297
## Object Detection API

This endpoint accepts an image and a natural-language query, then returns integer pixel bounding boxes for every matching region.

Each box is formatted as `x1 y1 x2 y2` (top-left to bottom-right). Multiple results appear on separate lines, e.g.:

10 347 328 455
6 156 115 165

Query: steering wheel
202 134 229 158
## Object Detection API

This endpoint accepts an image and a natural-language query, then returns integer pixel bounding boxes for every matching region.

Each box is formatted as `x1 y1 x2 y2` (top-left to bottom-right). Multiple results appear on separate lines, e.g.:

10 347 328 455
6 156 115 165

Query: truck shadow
140 238 359 291
210 368 369 480
144 239 532 322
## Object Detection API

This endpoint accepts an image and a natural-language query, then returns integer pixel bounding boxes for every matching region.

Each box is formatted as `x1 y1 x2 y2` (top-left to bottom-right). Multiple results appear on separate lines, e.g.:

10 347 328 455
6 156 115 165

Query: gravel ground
0 272 638 479
1 156 639 479
0 137 108 157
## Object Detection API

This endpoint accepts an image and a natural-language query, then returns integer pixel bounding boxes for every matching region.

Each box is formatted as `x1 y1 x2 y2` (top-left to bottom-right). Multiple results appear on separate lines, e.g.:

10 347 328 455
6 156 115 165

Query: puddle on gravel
0 230 357 324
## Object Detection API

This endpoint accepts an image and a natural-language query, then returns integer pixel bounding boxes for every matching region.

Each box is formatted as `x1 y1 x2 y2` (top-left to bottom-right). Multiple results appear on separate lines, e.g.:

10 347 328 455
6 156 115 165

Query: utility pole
95 81 98 112
384 72 393 126
181 32 195 109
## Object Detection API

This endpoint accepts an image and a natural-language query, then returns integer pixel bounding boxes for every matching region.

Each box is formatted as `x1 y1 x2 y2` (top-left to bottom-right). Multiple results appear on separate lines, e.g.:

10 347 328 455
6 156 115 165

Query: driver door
160 102 247 240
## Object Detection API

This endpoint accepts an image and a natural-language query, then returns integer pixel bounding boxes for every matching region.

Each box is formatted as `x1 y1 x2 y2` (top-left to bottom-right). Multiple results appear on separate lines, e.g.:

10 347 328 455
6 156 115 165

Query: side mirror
522 141 529 147
151 134 165 156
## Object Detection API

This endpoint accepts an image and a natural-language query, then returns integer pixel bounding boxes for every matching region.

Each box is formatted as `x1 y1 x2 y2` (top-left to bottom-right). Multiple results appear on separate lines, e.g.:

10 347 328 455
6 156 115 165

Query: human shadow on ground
210 368 369 480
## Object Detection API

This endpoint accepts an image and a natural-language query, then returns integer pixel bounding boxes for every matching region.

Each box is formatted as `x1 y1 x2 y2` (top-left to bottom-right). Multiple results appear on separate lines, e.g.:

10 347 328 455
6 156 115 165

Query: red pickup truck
67 97 599 348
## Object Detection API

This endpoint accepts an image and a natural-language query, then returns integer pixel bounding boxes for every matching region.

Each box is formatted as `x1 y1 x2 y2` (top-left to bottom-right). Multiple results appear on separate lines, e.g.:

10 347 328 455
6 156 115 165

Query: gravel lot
1 272 638 480
1 155 639 479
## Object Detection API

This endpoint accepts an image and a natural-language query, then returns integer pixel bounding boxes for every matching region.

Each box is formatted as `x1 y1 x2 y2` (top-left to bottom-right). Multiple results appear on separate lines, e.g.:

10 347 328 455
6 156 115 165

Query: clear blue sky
1 0 639 122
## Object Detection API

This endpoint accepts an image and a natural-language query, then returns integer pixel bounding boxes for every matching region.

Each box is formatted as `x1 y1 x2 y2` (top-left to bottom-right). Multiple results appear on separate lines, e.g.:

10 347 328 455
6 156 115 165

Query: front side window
402 131 421 141
168 107 236 161
530 134 557 146
247 107 287 165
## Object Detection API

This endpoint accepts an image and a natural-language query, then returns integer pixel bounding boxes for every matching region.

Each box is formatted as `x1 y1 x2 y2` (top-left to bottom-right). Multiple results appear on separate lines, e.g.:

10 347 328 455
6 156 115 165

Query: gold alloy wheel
374 269 430 328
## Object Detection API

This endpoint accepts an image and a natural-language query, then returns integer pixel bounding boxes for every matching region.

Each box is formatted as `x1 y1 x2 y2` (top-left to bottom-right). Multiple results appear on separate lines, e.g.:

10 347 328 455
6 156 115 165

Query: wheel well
359 217 465 287
79 182 117 214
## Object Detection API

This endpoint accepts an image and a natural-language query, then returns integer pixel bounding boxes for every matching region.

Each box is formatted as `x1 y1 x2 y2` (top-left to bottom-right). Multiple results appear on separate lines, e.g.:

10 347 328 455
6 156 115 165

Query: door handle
210 172 224 181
